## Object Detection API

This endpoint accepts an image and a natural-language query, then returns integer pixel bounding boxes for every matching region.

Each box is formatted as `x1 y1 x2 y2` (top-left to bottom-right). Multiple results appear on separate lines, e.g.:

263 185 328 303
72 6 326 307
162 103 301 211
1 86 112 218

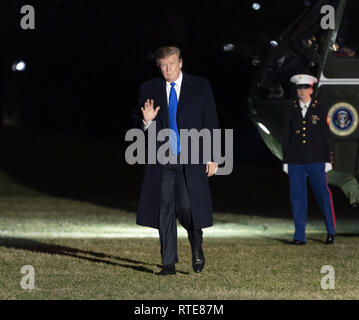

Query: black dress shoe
290 239 306 245
192 248 205 273
156 264 176 276
326 233 336 245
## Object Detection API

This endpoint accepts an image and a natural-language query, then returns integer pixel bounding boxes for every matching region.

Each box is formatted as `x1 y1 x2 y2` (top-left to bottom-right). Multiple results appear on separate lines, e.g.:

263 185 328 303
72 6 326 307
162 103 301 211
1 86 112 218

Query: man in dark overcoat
132 46 219 275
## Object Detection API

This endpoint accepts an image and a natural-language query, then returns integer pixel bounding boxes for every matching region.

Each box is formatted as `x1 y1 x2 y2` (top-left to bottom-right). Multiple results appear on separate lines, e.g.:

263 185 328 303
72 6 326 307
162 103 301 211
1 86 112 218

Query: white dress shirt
299 99 311 118
143 71 183 130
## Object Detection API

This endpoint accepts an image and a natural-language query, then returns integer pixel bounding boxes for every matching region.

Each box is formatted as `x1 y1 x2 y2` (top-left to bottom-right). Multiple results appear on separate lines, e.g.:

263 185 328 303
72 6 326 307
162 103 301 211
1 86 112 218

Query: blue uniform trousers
288 162 336 242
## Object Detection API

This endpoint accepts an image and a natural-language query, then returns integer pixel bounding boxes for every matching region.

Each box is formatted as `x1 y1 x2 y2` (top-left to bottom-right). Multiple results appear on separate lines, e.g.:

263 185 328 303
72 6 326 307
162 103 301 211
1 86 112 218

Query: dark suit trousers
159 162 203 266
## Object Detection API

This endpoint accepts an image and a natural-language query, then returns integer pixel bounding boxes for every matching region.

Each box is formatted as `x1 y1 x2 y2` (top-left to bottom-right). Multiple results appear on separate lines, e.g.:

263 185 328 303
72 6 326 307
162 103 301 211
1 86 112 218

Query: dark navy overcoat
132 72 219 230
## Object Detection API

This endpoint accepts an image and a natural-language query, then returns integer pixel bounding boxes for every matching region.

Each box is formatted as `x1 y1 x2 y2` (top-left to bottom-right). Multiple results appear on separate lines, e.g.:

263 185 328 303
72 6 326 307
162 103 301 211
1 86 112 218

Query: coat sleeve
203 79 219 163
320 105 332 163
282 104 292 163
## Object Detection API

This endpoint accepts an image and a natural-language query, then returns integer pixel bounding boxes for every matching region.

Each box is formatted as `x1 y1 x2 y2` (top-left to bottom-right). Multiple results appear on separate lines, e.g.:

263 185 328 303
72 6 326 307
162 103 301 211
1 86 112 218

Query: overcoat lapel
158 78 169 128
176 72 191 128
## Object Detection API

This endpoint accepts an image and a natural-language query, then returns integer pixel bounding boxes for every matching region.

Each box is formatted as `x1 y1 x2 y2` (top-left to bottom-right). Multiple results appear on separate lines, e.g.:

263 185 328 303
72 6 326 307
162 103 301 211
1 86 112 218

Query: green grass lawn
1 170 359 300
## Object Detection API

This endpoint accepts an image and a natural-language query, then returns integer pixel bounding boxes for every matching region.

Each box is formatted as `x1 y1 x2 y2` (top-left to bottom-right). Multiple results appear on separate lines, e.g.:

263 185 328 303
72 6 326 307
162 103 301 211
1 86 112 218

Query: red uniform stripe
326 173 336 230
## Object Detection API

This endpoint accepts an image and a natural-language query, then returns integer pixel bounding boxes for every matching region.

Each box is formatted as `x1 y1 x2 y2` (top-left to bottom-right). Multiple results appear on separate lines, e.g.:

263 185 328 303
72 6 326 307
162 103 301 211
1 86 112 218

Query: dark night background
0 0 317 138
0 0 355 217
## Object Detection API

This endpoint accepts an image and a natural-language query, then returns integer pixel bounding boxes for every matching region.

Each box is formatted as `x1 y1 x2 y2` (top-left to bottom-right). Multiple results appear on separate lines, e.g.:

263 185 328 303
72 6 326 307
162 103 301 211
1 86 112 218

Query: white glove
283 163 288 174
283 163 331 174
325 162 332 173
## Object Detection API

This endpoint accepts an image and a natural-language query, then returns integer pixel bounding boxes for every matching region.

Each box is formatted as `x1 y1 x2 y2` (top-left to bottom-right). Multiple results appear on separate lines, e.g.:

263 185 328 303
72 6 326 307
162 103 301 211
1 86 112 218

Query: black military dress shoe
290 239 306 245
156 264 176 276
192 248 205 273
326 233 336 245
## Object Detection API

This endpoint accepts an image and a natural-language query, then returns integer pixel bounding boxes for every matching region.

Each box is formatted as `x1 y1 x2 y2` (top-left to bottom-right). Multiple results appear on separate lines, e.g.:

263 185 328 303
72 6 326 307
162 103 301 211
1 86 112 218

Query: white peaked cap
290 74 318 86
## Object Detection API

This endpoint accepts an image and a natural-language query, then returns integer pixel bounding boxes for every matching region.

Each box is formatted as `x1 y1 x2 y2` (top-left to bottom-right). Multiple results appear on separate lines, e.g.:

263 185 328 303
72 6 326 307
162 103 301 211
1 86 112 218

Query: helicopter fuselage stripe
319 73 359 87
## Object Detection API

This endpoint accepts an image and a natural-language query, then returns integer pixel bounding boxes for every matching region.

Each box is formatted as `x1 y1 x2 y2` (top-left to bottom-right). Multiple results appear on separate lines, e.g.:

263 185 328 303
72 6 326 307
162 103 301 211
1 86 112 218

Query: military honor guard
282 74 336 245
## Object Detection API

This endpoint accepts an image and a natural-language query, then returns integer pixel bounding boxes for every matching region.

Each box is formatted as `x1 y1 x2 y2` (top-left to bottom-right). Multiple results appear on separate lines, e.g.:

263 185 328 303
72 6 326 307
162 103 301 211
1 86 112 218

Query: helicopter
249 0 359 206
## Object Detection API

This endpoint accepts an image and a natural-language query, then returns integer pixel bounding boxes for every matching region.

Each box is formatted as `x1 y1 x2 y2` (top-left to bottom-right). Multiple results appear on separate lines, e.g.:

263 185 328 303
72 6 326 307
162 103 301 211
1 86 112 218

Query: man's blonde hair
155 46 182 66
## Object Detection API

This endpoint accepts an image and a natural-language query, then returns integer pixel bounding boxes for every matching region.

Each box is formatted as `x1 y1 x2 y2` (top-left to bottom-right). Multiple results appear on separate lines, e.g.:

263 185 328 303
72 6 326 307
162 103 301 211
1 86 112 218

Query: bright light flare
223 43 235 52
12 60 26 72
252 3 261 10
258 122 270 134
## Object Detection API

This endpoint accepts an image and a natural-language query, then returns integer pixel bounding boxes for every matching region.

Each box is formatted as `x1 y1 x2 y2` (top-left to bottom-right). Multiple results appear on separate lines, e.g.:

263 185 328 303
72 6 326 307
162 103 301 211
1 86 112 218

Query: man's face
159 54 182 82
296 86 313 101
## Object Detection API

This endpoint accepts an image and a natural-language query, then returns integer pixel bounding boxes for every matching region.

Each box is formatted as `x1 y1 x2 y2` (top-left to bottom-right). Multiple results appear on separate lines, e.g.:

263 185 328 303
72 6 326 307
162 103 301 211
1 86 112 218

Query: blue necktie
169 82 180 155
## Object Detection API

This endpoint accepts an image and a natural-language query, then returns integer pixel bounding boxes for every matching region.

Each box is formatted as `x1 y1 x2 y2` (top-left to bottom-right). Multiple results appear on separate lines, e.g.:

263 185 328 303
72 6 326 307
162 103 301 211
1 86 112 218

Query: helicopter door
319 0 359 176
322 0 359 77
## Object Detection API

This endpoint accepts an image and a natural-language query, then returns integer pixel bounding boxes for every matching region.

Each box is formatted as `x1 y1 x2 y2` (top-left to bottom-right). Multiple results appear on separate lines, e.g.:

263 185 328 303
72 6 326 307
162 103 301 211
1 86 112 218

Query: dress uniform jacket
282 99 331 164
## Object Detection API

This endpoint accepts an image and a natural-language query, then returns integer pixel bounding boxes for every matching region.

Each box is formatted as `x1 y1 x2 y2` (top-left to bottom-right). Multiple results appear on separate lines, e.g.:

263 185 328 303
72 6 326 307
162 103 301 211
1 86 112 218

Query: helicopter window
259 1 337 100
332 1 359 58
290 2 335 57
262 49 310 99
